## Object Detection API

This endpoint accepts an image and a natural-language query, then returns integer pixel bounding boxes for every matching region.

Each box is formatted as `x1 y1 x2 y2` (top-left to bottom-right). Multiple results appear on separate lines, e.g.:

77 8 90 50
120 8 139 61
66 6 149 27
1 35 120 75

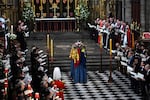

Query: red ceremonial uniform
53 80 65 100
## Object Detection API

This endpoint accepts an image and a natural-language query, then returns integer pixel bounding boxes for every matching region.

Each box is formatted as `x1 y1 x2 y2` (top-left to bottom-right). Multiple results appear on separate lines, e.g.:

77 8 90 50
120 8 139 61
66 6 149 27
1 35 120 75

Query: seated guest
132 55 141 73
40 80 51 100
130 55 142 93
16 21 27 51
15 80 26 100
127 50 134 66
139 61 147 96
144 64 150 92
115 42 123 52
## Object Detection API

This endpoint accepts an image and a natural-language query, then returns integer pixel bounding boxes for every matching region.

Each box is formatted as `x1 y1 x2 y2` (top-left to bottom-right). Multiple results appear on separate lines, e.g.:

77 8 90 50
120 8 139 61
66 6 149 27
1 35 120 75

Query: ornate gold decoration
49 0 53 4
67 0 70 17
40 0 43 18
52 3 58 18
56 0 60 4
43 0 46 4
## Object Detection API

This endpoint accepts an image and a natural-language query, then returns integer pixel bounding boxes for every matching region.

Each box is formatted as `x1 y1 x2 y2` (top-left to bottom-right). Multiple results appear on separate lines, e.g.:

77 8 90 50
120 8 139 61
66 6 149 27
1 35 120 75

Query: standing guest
40 80 51 100
34 66 45 92
15 59 25 80
30 46 38 75
108 25 115 50
139 61 147 96
132 55 141 73
130 55 142 93
15 80 26 100
10 50 23 86
144 64 150 93
16 20 27 51
127 50 134 66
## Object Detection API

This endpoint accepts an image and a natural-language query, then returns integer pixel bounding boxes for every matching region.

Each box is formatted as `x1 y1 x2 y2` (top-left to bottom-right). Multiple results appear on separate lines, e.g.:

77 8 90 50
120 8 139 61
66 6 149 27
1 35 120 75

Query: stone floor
62 70 148 100
26 31 149 100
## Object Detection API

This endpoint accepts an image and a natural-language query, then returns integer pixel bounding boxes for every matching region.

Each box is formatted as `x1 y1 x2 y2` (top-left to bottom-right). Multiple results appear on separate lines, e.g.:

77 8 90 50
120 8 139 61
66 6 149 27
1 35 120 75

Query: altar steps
48 31 118 72
26 31 118 72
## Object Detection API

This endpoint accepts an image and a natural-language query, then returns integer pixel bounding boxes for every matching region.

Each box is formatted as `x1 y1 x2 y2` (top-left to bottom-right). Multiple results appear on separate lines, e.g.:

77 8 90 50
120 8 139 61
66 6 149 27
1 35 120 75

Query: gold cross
52 3 58 18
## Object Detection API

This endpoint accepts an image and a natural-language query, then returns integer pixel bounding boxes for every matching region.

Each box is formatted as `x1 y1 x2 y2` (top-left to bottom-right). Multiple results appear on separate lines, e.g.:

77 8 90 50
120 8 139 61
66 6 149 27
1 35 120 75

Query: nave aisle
62 70 144 100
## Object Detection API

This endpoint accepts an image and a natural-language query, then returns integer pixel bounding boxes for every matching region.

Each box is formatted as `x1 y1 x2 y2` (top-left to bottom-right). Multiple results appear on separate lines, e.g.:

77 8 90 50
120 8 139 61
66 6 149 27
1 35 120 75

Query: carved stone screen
33 0 75 18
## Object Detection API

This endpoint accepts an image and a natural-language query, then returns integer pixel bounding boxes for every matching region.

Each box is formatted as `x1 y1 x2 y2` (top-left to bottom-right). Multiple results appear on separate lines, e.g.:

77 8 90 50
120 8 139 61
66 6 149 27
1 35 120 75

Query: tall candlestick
108 38 113 83
132 32 134 49
67 0 70 17
34 6 35 17
47 34 50 50
109 39 112 56
99 33 103 72
99 34 103 48
75 0 77 8
5 0 7 8
41 0 43 10
77 5 80 16
51 39 53 57
11 25 13 34
85 0 87 5
40 0 43 18
32 0 35 16
32 0 34 6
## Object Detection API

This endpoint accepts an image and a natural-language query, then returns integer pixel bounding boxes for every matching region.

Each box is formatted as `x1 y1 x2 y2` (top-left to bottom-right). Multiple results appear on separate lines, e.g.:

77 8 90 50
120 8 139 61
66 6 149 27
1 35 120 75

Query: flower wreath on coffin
70 41 86 67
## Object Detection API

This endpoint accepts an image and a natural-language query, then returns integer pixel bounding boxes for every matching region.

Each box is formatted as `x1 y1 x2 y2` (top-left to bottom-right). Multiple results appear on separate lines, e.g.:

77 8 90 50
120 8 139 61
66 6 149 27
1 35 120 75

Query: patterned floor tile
62 70 144 100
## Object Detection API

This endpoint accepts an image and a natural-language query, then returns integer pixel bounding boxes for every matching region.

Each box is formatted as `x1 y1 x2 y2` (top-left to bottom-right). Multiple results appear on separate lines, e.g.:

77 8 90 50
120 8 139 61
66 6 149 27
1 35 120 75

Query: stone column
124 0 131 23
140 0 145 31
144 0 150 31
122 0 125 21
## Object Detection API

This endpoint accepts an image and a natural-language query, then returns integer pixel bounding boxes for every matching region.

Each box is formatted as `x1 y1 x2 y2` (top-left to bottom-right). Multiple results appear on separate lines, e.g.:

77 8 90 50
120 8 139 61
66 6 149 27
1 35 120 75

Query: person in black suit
145 64 150 93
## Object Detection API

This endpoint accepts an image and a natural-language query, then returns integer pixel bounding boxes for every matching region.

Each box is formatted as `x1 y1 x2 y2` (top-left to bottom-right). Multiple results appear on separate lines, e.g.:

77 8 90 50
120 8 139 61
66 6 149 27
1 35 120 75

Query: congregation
0 14 150 100
88 17 150 98
0 19 65 100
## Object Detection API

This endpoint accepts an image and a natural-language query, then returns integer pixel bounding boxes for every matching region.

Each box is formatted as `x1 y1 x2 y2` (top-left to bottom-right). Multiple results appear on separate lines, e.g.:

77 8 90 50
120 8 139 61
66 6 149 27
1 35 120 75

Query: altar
31 0 88 32
35 17 76 32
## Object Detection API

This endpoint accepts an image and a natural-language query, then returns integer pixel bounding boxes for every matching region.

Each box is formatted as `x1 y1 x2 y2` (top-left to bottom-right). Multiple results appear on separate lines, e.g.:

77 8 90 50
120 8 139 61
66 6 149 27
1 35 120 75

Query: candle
47 34 50 50
4 79 8 94
27 84 33 98
27 84 32 90
51 39 53 57
4 79 8 88
4 68 9 77
99 34 103 48
11 25 13 34
109 39 112 55
35 92 40 99
40 0 43 17
132 32 134 49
